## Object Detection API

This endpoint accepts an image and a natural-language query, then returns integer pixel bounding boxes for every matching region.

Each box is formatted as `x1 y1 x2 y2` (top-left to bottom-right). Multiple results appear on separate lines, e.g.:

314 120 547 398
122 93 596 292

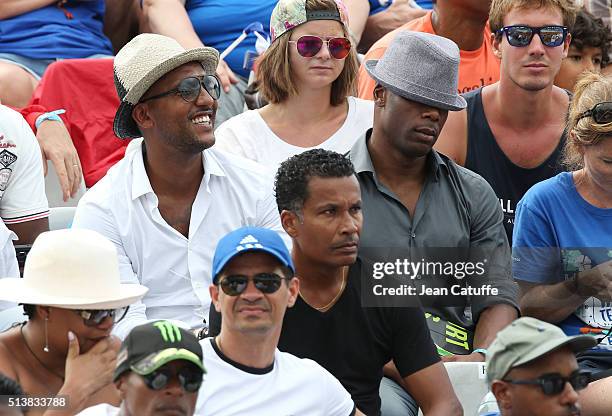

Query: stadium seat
49 207 76 230
418 361 489 416
0 306 25 333
45 160 87 208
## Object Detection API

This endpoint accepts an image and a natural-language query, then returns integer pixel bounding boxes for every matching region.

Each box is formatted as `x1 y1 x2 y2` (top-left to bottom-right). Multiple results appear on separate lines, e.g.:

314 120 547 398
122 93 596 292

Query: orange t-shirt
357 11 500 100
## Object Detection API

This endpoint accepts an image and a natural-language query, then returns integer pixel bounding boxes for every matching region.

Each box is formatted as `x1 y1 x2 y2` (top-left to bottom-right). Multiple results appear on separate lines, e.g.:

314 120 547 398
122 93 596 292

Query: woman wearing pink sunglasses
214 0 374 173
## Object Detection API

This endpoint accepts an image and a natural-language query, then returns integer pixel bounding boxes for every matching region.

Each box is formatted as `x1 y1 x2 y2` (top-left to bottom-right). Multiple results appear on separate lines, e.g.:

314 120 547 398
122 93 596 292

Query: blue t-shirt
369 0 392 14
186 0 393 78
414 0 434 9
186 0 277 78
0 0 113 59
513 172 612 351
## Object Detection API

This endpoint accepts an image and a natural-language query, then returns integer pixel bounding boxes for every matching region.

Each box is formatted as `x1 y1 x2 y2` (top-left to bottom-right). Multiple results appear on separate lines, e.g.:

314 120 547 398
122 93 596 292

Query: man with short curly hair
210 149 462 416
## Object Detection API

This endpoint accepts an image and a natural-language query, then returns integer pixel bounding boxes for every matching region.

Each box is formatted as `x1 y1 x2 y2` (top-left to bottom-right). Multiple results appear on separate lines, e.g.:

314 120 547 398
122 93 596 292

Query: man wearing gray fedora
72 33 287 339
349 30 518 414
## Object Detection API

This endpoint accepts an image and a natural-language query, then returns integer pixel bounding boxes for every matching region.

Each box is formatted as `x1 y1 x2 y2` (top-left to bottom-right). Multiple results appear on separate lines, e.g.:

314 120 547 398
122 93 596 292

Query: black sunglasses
73 306 129 327
141 366 203 393
140 75 221 103
219 273 289 296
497 25 568 47
504 370 591 395
577 102 612 124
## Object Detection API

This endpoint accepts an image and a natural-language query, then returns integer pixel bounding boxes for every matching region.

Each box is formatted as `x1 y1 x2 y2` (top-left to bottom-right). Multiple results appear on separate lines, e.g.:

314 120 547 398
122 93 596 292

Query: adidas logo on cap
240 235 259 244
237 234 264 252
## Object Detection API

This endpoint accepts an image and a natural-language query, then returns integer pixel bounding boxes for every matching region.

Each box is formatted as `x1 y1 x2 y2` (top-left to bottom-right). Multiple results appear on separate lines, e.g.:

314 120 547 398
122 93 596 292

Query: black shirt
464 88 566 244
209 258 440 416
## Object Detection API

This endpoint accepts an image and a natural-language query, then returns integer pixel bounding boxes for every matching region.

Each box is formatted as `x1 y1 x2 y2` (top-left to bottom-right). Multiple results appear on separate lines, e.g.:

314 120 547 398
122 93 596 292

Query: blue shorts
0 53 113 80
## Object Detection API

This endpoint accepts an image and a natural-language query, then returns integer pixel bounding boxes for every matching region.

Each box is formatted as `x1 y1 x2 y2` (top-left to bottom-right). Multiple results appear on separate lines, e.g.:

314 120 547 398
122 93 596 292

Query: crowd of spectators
0 0 611 415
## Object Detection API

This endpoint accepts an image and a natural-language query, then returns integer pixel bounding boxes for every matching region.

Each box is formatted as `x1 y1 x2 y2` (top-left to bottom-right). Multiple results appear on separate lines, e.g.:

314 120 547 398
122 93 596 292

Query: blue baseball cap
212 227 294 284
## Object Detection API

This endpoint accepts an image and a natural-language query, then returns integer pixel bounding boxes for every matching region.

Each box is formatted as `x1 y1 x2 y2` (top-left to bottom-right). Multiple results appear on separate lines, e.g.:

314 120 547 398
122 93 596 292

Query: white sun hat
0 229 148 309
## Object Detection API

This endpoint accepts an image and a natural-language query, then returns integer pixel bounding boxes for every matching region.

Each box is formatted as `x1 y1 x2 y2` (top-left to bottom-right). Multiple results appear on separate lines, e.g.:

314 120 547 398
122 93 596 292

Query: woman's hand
55 332 121 414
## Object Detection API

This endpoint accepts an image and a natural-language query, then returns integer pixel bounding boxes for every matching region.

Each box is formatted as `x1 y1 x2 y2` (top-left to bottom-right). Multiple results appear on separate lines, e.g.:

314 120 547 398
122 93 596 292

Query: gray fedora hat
365 31 466 111
113 33 219 139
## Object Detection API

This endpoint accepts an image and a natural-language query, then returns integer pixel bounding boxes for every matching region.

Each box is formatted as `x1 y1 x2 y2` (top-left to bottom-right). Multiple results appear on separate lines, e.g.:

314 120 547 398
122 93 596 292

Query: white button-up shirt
73 139 287 338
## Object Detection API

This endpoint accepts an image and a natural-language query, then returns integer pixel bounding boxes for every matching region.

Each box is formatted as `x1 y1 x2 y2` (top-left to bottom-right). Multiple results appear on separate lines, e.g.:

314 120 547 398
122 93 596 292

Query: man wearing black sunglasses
77 320 205 416
436 0 578 245
201 226 361 415
486 317 596 416
73 33 287 340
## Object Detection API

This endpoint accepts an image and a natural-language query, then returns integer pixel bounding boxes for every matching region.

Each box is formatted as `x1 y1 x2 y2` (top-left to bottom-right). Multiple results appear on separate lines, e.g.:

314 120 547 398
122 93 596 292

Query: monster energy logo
153 321 182 342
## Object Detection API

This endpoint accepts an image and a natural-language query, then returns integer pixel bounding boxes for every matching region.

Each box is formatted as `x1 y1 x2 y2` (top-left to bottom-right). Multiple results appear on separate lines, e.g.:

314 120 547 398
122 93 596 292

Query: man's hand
575 260 612 300
216 59 239 93
63 331 121 398
36 120 82 202
441 352 485 363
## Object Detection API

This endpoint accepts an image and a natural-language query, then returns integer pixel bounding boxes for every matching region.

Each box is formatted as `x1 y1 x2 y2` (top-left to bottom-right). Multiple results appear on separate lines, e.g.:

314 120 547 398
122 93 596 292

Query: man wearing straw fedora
72 33 286 339
349 30 518 414
0 229 148 415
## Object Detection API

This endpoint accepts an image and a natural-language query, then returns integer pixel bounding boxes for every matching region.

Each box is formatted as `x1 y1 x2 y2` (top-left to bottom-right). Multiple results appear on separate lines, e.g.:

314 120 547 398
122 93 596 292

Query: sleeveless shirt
464 88 566 243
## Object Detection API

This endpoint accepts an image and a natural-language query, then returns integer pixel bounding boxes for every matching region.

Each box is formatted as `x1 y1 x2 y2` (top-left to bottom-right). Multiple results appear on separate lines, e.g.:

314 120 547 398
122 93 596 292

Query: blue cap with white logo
212 227 294 284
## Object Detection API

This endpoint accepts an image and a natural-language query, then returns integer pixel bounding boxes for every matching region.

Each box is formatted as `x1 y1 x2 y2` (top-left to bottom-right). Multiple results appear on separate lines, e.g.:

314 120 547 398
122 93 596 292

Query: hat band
307 10 341 22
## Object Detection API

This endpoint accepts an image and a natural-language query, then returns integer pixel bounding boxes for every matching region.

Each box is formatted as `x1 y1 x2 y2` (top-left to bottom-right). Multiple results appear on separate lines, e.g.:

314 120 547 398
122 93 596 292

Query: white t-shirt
75 404 119 416
0 105 49 225
0 105 48 303
0 221 18 310
214 96 374 172
196 338 356 416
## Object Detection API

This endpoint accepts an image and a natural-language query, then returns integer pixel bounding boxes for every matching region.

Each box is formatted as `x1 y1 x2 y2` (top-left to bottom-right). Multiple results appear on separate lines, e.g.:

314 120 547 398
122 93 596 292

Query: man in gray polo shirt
349 30 519 410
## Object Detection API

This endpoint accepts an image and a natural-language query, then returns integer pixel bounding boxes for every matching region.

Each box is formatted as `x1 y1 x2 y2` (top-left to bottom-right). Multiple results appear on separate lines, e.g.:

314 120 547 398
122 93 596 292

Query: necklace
20 324 65 382
299 266 348 312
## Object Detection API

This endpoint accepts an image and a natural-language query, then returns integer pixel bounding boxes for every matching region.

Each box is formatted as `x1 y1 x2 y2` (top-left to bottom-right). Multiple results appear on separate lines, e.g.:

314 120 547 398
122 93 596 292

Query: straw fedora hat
113 33 219 139
0 229 148 309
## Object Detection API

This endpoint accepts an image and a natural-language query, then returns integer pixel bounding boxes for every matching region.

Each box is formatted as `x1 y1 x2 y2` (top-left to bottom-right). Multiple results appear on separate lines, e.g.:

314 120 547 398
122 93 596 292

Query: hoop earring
43 316 49 353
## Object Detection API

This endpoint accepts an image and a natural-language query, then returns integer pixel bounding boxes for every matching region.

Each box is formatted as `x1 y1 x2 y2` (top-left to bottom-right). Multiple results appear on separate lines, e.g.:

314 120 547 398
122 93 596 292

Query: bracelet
473 348 488 357
35 109 66 129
